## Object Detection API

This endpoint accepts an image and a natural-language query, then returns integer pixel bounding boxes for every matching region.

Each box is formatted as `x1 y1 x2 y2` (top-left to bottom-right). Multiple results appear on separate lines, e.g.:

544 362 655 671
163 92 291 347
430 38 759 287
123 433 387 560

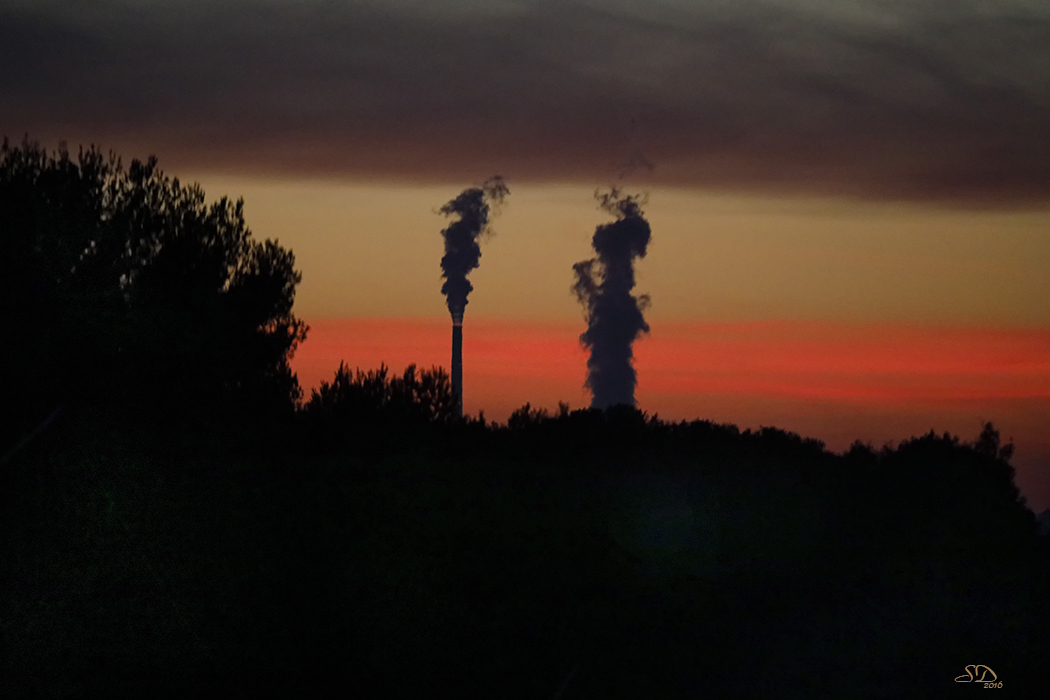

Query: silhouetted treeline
305 363 459 427
0 138 305 446
3 393 1047 697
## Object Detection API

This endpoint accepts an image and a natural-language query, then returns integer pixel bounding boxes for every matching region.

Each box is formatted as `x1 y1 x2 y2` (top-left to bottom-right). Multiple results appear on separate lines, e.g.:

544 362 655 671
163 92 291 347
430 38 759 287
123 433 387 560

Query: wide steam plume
573 189 652 409
439 176 509 322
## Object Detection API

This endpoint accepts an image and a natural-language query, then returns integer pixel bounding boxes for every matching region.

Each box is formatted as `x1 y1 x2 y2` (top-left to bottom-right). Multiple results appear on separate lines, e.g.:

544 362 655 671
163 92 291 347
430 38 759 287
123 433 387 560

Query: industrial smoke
439 176 509 416
572 189 652 409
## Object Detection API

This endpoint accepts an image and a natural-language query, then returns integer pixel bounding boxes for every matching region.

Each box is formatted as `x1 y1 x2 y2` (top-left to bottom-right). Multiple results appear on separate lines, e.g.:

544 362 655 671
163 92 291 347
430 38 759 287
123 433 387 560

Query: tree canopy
305 362 456 426
0 138 306 433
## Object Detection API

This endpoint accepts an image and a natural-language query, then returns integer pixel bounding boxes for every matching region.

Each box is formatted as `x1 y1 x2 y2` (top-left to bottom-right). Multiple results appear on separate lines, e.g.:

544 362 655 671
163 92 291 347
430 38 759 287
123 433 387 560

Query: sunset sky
3 0 1048 506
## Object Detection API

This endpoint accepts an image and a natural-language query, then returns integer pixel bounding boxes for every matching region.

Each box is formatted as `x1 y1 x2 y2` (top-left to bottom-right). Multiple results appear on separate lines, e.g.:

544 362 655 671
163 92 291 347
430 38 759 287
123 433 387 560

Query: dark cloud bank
2 0 1049 204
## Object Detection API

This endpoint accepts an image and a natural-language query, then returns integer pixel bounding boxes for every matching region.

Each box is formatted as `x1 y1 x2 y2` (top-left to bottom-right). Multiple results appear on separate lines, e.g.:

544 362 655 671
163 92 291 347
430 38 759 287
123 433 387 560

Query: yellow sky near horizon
186 177 1050 328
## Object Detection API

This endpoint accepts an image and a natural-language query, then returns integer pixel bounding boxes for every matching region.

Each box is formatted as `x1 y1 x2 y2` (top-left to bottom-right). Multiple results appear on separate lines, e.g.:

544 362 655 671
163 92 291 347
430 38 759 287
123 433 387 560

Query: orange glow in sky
295 318 1050 408
294 316 1050 508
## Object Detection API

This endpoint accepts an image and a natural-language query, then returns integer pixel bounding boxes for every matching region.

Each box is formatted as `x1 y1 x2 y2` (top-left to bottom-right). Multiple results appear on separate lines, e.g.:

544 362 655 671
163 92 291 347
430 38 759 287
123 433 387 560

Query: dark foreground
2 407 1047 698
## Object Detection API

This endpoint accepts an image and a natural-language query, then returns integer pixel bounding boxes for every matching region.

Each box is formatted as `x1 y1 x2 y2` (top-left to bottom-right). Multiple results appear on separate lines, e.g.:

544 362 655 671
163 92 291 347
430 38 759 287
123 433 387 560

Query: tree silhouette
0 137 306 436
305 362 456 426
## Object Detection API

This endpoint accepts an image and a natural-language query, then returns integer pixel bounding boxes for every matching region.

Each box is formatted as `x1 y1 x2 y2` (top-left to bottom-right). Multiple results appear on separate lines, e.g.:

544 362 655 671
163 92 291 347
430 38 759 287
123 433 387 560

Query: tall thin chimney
451 316 463 418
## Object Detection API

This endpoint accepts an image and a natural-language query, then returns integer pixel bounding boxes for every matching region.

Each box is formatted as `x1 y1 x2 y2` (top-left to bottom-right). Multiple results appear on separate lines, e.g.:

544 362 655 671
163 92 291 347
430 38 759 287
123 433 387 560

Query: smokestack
572 189 652 409
451 317 463 418
438 177 509 418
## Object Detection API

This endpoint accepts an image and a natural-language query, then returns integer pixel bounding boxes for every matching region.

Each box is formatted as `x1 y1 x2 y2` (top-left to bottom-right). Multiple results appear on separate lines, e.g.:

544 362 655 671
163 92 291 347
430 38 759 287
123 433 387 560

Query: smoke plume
439 176 509 323
573 189 652 409
439 176 508 418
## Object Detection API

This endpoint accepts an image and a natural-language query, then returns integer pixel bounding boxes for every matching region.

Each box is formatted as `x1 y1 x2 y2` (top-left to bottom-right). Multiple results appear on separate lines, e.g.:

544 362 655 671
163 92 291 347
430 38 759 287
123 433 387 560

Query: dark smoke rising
439 176 509 322
573 189 652 409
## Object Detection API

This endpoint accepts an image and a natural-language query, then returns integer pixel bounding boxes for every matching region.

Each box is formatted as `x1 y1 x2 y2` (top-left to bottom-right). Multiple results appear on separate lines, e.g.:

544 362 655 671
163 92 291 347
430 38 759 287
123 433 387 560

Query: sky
2 0 1049 506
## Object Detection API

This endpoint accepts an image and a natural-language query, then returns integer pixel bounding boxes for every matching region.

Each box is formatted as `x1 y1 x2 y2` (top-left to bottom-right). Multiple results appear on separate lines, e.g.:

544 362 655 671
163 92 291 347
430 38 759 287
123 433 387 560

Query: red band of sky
293 317 1050 509
294 317 1050 407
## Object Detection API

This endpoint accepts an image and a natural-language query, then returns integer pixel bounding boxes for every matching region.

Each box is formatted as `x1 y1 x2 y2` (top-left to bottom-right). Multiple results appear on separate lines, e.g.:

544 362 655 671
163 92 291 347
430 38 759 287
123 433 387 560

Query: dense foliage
0 138 306 440
3 395 1047 697
305 362 458 427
